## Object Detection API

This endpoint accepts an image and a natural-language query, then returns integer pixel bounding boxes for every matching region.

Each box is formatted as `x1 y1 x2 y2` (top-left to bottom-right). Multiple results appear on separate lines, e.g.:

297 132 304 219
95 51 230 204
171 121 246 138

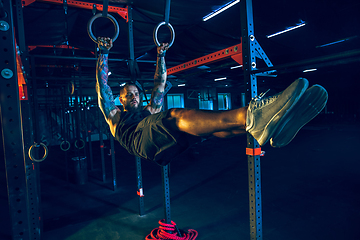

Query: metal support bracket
253 38 273 68
252 38 277 77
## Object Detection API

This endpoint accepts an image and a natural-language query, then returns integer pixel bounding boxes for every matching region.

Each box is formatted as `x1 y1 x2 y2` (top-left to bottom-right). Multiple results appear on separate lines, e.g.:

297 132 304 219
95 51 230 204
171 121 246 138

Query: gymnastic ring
28 143 48 163
68 81 74 95
74 139 85 149
87 13 120 43
153 21 175 48
60 140 71 151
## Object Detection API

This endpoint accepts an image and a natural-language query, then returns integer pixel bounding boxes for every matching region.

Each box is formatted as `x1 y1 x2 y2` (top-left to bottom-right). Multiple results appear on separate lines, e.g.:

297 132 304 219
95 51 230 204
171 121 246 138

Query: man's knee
164 108 187 131
167 108 186 119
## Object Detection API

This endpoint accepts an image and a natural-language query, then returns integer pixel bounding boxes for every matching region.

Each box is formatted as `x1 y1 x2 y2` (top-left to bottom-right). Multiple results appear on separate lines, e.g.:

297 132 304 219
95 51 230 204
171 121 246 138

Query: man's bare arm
145 43 169 114
96 37 120 136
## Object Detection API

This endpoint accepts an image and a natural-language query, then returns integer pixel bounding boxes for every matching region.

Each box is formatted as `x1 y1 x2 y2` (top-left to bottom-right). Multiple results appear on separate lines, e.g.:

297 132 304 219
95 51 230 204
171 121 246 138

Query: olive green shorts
131 110 198 166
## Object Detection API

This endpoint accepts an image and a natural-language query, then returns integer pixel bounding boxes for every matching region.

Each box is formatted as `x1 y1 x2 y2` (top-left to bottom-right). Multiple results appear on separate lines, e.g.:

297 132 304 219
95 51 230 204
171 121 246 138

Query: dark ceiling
16 0 360 97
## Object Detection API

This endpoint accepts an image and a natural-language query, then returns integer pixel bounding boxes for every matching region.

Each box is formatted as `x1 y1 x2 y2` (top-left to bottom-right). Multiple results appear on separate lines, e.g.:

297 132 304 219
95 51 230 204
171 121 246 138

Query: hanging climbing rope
146 220 198 240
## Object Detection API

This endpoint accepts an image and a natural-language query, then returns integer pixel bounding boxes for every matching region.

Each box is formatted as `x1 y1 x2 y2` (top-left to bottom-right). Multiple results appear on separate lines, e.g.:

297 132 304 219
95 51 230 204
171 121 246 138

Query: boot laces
251 89 281 110
253 89 270 101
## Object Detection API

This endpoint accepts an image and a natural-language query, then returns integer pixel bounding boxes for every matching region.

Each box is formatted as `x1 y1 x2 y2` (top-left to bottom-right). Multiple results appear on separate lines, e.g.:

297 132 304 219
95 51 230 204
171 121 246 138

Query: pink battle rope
145 219 198 240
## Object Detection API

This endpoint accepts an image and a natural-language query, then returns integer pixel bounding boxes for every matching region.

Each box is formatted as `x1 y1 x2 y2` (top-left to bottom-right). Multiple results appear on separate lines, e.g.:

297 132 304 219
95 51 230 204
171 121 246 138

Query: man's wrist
157 52 166 58
100 49 109 54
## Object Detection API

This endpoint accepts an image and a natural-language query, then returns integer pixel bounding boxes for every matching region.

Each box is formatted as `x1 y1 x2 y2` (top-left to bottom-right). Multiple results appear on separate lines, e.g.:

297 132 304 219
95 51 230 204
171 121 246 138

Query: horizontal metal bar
29 55 184 65
27 76 157 81
167 43 242 75
31 55 127 61
28 45 81 52
22 0 128 22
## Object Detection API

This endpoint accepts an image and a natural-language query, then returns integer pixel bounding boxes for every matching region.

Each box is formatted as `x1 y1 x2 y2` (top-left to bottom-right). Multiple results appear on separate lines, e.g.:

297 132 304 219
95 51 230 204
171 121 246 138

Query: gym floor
1 115 360 240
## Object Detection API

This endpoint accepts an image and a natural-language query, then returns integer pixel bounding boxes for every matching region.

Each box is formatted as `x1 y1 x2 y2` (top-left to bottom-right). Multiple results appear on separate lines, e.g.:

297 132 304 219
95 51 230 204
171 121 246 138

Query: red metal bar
32 64 79 70
15 38 28 100
167 43 242 75
28 45 80 52
22 0 128 22
16 63 27 100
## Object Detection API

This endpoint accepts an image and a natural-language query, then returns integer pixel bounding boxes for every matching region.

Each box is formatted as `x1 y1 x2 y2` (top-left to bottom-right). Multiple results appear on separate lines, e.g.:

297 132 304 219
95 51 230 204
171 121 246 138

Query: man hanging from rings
95 37 328 166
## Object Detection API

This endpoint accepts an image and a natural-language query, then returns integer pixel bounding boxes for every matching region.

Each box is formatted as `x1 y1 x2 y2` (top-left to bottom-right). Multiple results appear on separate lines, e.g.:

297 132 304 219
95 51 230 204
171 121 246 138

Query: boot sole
270 84 328 148
253 78 309 146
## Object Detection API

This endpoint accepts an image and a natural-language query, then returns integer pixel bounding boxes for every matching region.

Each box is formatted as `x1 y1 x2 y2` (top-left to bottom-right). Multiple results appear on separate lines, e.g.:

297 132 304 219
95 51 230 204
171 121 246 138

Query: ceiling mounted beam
22 0 128 22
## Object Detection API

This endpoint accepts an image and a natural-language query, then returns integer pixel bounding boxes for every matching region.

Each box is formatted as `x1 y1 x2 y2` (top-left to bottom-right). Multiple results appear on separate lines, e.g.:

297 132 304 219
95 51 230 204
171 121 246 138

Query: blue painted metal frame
240 0 263 239
126 5 146 216
162 165 172 224
110 132 117 191
136 156 145 216
127 4 137 82
1 0 42 239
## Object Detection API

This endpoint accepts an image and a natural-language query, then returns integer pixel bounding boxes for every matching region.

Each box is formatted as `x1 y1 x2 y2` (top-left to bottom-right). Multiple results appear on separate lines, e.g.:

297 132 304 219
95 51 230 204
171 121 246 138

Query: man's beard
125 104 140 112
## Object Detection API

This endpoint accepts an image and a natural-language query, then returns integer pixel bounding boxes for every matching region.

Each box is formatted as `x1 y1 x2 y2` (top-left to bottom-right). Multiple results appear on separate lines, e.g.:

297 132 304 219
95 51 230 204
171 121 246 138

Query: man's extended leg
163 78 309 146
164 107 248 137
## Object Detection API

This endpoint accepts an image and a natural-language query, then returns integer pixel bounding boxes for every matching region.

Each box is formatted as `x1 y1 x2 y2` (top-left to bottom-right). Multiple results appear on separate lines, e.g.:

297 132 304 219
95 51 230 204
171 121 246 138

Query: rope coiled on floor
145 219 198 240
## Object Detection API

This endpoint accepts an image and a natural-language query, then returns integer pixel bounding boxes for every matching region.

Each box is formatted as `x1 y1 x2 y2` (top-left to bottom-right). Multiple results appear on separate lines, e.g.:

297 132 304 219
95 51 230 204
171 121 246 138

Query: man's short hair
119 82 138 96
119 83 144 107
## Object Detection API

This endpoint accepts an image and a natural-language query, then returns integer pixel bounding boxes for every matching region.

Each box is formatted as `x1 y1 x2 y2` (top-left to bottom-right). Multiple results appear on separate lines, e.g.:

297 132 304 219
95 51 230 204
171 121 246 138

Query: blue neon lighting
203 0 240 21
266 20 306 38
